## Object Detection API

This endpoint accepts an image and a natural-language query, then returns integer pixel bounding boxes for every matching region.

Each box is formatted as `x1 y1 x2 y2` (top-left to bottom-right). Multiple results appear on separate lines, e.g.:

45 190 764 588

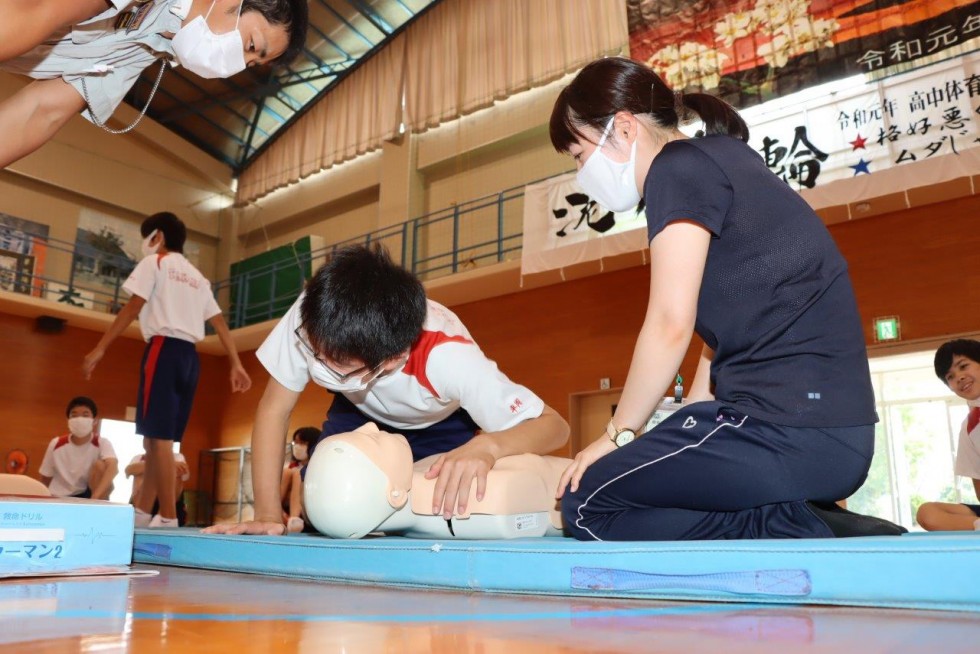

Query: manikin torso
303 423 569 539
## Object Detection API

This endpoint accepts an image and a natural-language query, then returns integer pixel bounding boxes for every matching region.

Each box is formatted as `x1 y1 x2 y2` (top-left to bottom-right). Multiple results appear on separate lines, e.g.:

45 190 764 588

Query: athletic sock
148 514 179 529
806 501 908 537
134 508 152 528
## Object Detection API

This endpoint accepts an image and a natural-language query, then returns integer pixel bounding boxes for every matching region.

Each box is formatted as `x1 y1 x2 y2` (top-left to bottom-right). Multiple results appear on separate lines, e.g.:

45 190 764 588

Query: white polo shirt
954 399 980 481
0 0 186 124
257 295 544 432
39 434 117 497
123 252 221 343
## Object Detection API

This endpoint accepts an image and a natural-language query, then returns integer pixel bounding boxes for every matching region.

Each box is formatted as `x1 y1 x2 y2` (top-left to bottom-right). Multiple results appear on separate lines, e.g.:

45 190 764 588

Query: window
847 351 973 529
98 419 180 505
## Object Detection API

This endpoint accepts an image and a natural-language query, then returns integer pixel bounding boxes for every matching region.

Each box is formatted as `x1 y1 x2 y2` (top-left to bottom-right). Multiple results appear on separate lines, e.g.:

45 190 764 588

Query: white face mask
172 1 247 79
309 368 374 394
68 417 94 438
140 229 160 258
291 443 308 461
576 117 641 212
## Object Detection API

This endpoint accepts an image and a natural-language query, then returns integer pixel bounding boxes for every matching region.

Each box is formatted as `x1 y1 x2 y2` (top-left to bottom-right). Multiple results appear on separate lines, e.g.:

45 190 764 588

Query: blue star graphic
850 158 871 175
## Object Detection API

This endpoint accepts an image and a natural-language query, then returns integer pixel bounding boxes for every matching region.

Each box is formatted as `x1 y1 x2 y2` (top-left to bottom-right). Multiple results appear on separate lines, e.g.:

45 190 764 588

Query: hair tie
673 90 685 118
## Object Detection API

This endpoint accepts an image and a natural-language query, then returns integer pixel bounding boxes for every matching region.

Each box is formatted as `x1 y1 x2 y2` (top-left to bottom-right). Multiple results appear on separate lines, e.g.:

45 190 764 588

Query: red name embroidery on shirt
509 398 523 414
401 330 472 398
167 268 201 289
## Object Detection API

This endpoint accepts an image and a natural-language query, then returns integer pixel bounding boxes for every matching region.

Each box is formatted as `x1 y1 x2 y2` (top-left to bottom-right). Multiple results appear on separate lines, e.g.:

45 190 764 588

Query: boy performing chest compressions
205 245 569 537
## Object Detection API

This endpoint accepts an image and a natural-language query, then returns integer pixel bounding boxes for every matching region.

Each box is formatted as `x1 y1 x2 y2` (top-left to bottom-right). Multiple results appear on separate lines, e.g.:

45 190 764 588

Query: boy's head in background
934 339 980 401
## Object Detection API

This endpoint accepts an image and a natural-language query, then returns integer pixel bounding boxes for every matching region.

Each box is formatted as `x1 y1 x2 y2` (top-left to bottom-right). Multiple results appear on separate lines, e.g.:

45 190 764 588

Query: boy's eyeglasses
293 327 387 384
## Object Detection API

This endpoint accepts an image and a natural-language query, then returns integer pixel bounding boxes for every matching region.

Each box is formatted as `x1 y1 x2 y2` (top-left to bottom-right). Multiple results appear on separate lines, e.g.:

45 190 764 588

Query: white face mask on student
291 443 308 461
309 369 375 395
172 1 247 79
68 417 95 438
140 229 160 258
576 116 641 212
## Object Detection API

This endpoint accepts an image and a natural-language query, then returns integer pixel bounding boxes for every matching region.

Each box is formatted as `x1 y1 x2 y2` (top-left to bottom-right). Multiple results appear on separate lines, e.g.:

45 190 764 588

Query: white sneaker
134 509 152 528
148 514 179 529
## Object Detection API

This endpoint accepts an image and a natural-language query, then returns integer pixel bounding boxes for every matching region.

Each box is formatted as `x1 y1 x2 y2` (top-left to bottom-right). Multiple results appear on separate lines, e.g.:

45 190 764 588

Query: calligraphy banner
521 174 649 276
745 50 980 205
628 0 980 109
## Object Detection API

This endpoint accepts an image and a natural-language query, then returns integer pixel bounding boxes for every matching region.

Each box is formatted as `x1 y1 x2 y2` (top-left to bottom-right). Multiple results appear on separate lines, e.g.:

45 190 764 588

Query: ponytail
678 92 749 142
551 57 749 151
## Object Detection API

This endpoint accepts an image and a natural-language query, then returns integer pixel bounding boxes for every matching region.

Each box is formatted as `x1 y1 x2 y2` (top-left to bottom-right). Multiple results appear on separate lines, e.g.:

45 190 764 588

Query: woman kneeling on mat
551 57 905 541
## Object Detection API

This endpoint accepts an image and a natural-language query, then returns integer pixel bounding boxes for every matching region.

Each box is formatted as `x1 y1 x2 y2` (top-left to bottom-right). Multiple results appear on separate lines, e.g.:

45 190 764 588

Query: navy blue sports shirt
644 135 877 428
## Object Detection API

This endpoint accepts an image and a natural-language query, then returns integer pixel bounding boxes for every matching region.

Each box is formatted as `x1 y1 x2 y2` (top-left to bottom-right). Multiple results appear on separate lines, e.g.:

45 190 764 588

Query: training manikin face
303 423 413 539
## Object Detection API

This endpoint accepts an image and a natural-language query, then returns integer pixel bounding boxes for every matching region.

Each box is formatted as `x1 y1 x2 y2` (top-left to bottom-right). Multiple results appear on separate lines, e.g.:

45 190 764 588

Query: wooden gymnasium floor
3 564 979 653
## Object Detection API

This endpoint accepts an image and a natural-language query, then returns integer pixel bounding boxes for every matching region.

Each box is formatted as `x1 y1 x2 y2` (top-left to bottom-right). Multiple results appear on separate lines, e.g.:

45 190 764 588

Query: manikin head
303 423 413 539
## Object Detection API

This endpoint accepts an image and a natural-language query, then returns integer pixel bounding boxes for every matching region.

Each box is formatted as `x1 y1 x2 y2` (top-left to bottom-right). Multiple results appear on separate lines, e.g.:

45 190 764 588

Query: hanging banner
522 51 980 276
520 174 648 276
628 0 980 109
746 51 980 205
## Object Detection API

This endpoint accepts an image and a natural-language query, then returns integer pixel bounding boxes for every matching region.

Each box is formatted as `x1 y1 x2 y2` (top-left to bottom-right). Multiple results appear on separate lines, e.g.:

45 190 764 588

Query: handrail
211 168 572 327
3 168 573 329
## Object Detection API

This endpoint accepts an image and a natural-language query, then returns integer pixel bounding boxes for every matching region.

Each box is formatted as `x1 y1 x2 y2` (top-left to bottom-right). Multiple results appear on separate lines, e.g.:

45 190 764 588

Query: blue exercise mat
133 530 980 612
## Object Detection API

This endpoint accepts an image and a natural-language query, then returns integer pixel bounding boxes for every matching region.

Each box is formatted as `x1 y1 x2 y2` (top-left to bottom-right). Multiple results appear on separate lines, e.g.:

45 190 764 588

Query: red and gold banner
628 0 980 105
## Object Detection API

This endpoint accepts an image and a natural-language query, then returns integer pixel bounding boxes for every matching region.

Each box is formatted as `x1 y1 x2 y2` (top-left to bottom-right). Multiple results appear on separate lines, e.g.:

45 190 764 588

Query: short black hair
934 339 980 381
300 245 426 369
66 396 98 418
241 0 309 66
292 426 320 446
141 212 187 253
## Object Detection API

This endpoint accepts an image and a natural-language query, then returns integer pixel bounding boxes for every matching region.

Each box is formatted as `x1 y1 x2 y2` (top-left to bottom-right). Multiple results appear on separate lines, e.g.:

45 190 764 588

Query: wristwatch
606 420 637 447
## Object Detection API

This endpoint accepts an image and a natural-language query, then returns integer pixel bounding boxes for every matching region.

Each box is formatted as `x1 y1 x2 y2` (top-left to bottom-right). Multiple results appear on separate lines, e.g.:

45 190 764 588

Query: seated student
205 245 570 536
304 423 570 539
280 426 318 533
126 442 191 525
39 396 118 499
0 0 308 168
916 339 980 531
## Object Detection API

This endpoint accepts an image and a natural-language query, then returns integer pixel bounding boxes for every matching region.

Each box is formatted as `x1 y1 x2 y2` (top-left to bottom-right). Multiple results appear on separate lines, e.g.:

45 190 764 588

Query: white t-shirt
123 252 221 342
39 434 117 497
954 399 980 480
128 452 190 481
257 295 544 432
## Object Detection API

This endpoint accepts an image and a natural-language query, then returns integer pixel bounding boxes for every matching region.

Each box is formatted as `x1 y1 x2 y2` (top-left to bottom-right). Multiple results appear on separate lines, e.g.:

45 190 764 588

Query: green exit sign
874 316 901 342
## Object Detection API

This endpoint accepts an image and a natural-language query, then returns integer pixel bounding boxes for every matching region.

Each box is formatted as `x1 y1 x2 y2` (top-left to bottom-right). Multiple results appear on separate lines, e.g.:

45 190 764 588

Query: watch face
615 430 635 447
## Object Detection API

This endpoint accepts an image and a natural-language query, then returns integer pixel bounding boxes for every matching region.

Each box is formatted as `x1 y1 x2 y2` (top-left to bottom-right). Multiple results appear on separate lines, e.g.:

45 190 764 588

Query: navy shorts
136 336 200 442
314 393 479 461
965 504 980 517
